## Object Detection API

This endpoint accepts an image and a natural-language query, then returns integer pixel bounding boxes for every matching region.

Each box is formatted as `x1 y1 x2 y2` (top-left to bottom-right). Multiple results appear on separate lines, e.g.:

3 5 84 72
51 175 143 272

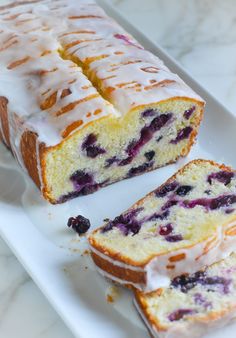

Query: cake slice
135 253 236 338
0 0 204 203
89 159 236 292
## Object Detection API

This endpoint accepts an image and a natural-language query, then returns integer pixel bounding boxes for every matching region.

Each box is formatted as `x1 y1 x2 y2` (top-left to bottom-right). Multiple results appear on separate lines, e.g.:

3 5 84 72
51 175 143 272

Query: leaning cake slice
135 253 236 338
89 159 236 292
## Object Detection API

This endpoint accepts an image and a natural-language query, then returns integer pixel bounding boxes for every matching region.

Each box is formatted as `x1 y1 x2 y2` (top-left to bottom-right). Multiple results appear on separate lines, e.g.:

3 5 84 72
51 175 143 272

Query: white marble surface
0 0 236 337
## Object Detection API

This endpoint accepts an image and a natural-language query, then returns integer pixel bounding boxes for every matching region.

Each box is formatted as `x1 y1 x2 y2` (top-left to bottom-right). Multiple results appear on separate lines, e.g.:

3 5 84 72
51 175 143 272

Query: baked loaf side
135 253 236 338
0 0 204 203
89 160 236 291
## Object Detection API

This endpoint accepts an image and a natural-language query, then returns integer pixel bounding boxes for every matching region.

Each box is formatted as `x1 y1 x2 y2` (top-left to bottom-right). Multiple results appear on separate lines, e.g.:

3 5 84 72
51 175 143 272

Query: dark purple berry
70 170 93 188
147 210 170 222
155 181 178 197
102 208 143 236
183 195 236 210
119 156 133 166
127 127 153 157
156 136 163 142
184 106 195 119
207 171 234 186
82 133 97 150
159 223 173 236
168 309 196 321
67 215 91 235
161 199 178 211
176 185 193 196
105 156 118 168
225 208 234 214
142 109 156 118
170 126 193 144
171 270 231 294
86 145 106 158
204 190 211 195
128 161 153 177
144 150 155 161
165 234 183 242
150 113 172 132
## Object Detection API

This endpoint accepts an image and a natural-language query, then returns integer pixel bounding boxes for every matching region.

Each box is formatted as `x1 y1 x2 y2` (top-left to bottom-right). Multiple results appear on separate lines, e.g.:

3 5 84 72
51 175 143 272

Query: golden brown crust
135 289 236 334
91 251 146 285
20 130 42 189
89 159 234 268
0 96 10 147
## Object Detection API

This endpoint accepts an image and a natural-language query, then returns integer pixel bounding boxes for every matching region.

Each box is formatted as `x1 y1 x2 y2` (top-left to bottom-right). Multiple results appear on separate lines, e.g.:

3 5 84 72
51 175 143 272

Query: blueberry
147 210 170 221
165 234 183 242
142 109 156 118
184 106 195 120
119 156 133 166
128 161 153 177
168 309 196 322
210 195 236 210
86 145 106 158
159 223 173 236
176 185 193 196
207 171 234 186
161 199 178 211
70 170 93 187
105 156 118 168
82 133 97 150
150 113 172 132
183 196 236 210
170 126 193 144
102 208 143 235
144 150 155 161
67 215 91 235
155 181 178 197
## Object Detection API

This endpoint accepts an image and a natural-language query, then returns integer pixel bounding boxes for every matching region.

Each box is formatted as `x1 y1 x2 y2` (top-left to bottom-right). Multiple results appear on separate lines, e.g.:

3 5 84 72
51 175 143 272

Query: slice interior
89 160 236 266
135 253 236 332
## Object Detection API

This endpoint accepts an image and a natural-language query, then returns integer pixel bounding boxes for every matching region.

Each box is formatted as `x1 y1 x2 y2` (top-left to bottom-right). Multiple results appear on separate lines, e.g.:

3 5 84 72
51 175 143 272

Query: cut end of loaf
42 98 203 203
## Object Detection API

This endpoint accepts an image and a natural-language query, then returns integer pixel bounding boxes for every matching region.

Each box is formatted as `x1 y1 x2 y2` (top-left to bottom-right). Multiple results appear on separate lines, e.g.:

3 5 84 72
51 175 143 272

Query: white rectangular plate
1 1 236 337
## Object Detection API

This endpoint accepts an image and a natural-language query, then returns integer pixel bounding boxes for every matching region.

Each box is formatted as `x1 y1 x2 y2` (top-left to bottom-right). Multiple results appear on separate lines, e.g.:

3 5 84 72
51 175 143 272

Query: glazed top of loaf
0 0 204 151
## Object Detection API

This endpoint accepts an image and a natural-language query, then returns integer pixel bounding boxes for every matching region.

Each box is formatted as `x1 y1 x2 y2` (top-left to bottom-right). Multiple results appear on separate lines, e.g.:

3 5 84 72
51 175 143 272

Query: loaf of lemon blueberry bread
0 0 204 203
135 253 236 338
89 160 236 292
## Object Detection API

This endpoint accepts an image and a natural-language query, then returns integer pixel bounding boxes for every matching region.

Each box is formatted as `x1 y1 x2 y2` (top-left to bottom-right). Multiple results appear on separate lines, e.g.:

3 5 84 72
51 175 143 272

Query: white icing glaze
90 221 236 292
0 0 204 189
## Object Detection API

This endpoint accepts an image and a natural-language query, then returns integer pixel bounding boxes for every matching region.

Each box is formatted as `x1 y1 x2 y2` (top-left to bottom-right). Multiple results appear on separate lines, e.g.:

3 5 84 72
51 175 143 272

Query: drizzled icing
0 0 204 187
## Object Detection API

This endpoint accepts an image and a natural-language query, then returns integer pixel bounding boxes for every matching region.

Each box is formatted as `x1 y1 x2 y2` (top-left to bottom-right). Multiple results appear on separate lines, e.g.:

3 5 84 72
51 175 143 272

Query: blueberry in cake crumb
165 234 183 242
168 309 196 321
184 106 196 120
159 223 173 236
86 145 106 158
67 215 91 235
170 126 193 144
156 135 163 142
142 108 156 118
176 185 193 196
128 161 153 177
81 133 105 158
102 208 143 236
82 133 97 149
144 150 155 161
207 171 234 186
155 181 178 197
